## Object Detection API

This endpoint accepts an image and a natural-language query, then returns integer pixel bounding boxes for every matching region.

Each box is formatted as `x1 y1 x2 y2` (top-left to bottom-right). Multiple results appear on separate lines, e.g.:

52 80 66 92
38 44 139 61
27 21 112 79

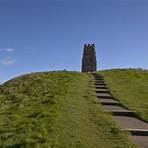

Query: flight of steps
92 73 148 148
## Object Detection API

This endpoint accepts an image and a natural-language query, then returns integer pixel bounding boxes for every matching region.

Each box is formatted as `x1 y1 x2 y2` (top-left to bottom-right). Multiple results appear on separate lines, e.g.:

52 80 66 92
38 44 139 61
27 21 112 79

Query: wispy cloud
1 57 16 66
0 48 16 66
0 48 15 53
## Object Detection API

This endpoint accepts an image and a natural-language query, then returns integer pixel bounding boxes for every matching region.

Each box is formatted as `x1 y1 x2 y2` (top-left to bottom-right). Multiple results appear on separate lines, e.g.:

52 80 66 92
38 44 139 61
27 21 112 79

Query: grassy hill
99 69 148 121
0 71 136 148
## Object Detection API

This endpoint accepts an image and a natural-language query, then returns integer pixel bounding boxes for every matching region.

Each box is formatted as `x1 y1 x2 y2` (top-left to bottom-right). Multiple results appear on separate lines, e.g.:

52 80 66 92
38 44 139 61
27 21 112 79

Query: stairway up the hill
92 73 148 148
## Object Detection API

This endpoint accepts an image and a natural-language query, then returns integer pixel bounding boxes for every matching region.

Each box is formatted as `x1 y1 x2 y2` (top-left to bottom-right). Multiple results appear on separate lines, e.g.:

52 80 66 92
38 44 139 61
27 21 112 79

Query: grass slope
0 71 136 147
99 69 148 121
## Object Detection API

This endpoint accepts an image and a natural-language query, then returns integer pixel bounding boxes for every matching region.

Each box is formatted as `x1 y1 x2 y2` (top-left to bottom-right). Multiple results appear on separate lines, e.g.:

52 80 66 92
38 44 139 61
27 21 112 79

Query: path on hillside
92 73 148 148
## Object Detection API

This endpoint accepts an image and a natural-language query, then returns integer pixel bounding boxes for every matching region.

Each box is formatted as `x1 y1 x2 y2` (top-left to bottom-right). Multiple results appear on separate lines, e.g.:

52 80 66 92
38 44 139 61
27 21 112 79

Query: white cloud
0 48 15 53
1 57 16 66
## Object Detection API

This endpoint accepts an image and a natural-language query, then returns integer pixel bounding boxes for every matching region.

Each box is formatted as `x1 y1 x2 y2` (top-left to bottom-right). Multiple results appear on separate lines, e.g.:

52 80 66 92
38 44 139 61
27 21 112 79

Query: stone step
109 110 136 117
103 105 128 111
95 79 104 82
94 78 104 81
95 80 104 82
95 78 103 81
95 82 106 85
100 100 121 105
95 82 105 84
114 116 148 130
96 88 108 91
96 92 113 98
129 135 148 148
93 80 105 83
93 75 102 78
92 81 105 84
99 98 119 103
97 96 114 99
124 129 148 136
96 89 110 93
95 76 103 78
96 86 108 89
95 83 106 85
93 75 102 77
95 84 106 87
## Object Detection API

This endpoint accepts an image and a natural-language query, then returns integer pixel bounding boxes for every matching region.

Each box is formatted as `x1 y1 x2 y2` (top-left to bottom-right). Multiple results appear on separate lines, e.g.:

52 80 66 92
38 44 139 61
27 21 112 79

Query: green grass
0 71 136 147
99 68 148 121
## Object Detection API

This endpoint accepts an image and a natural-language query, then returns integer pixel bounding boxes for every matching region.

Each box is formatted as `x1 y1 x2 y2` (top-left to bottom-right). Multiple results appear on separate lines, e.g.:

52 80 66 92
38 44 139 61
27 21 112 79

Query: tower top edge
84 44 95 47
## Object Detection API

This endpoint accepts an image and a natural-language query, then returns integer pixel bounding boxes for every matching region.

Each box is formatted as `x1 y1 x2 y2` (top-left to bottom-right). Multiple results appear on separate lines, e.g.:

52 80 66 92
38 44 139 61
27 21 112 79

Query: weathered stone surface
82 44 97 72
114 116 148 130
103 104 129 111
129 135 148 147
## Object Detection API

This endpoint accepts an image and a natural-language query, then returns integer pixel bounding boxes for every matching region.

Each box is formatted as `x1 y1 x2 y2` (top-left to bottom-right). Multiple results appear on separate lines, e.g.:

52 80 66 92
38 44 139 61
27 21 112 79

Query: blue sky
0 0 148 83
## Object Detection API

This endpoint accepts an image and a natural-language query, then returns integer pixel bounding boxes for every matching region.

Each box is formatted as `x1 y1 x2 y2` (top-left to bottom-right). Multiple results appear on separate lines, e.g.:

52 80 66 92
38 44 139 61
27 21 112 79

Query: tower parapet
82 44 97 72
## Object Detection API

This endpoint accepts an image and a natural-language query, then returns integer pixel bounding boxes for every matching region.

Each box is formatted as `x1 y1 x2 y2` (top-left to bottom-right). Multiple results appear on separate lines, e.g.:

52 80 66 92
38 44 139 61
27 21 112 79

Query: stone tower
82 44 97 72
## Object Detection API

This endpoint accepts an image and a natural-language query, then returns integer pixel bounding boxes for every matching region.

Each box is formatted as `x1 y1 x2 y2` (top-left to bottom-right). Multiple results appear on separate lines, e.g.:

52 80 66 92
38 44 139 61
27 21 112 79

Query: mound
0 71 135 147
